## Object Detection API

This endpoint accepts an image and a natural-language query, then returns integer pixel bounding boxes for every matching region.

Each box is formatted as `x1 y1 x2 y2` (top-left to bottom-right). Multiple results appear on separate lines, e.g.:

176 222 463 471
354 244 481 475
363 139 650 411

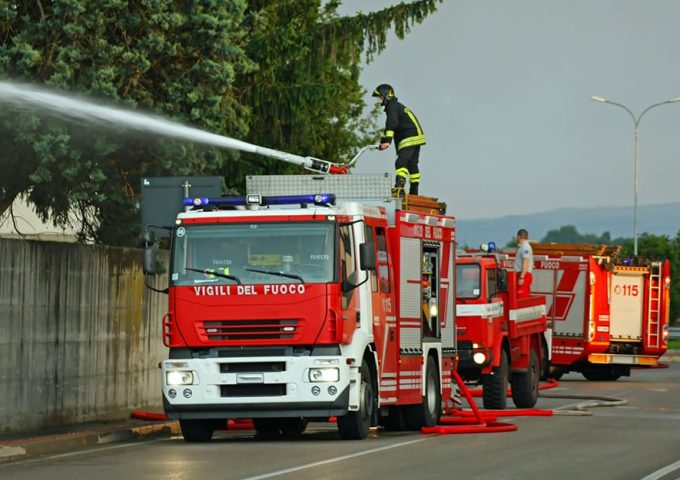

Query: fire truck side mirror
359 243 376 271
143 245 158 275
142 230 155 246
497 269 508 292
142 231 169 293
141 229 158 275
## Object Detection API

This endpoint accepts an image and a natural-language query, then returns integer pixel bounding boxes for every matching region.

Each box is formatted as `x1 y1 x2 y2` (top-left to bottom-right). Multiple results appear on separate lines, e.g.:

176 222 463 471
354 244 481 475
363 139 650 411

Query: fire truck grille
201 319 300 341
220 384 286 397
219 362 286 373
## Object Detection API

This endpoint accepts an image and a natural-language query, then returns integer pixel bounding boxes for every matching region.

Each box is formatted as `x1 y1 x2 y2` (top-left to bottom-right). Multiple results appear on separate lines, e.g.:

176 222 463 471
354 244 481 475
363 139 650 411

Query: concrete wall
0 238 168 434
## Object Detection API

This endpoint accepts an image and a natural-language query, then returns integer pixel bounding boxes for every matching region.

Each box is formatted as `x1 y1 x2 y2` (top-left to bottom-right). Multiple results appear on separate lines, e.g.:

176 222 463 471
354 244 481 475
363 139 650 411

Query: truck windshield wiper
184 267 242 285
245 268 305 284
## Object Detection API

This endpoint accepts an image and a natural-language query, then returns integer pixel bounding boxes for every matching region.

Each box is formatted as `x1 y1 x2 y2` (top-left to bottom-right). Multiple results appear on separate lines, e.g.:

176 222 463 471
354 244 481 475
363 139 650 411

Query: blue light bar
265 194 335 205
182 193 335 208
183 197 246 207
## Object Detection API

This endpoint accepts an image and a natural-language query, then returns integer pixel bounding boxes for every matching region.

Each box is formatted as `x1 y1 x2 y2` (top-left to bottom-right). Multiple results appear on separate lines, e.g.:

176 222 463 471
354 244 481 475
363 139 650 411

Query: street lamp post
591 95 680 256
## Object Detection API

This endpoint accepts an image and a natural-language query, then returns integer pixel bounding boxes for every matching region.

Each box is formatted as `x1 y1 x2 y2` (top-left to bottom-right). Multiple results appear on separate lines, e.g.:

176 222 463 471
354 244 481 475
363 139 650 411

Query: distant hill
456 202 680 248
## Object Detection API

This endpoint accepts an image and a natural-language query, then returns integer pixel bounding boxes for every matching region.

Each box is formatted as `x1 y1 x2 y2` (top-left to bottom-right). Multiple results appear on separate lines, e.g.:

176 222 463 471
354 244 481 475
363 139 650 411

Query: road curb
0 421 179 464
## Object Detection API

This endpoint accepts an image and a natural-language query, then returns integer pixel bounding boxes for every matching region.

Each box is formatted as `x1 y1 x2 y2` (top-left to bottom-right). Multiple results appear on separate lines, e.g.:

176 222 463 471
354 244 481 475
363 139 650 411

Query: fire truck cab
455 249 548 409
144 175 457 441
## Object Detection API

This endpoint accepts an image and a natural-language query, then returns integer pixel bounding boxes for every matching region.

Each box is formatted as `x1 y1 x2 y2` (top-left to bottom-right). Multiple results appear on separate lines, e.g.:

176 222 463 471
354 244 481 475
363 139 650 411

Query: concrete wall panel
0 239 168 434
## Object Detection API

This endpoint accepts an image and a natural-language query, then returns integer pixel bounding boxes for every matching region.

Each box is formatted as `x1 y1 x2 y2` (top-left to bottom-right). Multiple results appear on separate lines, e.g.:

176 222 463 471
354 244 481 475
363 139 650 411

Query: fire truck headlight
308 368 339 382
167 371 194 386
665 276 671 289
473 352 487 365
662 325 670 342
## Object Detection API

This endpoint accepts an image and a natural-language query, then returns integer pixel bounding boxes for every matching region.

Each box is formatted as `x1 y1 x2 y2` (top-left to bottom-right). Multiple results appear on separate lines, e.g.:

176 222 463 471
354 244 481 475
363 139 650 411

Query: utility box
141 176 223 237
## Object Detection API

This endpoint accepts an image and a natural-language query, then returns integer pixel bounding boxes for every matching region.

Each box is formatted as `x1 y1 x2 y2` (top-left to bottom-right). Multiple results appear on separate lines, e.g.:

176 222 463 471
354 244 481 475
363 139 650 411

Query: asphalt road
3 365 680 480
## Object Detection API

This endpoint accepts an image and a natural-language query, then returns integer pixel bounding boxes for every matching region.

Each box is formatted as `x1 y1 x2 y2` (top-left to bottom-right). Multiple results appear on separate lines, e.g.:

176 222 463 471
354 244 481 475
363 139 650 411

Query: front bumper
588 353 659 366
162 355 352 419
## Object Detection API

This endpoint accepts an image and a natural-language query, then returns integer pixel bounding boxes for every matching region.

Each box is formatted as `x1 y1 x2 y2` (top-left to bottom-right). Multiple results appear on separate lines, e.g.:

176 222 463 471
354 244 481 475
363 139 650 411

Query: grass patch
667 338 680 350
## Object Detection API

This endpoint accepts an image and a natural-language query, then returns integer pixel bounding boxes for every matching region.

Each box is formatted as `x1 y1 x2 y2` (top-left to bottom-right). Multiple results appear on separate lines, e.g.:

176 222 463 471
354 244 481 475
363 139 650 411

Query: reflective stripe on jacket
380 99 426 152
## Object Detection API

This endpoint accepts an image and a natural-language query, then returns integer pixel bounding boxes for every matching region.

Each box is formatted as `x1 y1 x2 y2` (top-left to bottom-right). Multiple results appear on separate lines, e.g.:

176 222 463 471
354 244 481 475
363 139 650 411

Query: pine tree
0 0 442 245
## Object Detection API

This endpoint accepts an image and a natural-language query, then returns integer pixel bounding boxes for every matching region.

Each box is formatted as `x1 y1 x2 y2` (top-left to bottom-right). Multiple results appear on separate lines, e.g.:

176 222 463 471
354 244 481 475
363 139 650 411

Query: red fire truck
144 170 457 441
511 243 671 381
456 248 548 409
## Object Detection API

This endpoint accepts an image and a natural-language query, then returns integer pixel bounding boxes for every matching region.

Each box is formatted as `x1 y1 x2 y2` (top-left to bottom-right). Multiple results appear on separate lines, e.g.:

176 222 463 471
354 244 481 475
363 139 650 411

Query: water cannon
480 241 497 253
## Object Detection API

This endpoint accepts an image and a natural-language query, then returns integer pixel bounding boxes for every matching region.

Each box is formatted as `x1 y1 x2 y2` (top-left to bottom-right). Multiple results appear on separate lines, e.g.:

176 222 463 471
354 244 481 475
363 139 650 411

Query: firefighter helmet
372 84 395 99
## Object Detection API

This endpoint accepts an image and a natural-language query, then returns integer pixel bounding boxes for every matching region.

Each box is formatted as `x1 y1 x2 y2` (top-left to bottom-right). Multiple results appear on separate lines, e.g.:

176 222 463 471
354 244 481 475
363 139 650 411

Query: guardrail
669 327 680 340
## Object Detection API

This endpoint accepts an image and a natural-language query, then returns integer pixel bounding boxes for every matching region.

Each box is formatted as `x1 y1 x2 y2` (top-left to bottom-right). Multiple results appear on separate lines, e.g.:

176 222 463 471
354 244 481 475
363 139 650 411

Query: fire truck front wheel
179 419 221 443
482 349 509 409
337 362 376 440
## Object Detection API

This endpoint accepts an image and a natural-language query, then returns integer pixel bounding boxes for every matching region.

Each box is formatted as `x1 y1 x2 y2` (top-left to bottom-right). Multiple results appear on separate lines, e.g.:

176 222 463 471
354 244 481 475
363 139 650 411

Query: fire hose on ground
468 376 627 415
421 371 628 435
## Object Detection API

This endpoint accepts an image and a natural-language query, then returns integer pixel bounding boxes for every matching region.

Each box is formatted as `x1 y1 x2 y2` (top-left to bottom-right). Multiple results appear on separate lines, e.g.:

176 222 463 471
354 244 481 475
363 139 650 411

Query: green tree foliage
1 0 254 244
233 0 441 185
671 232 680 325
0 0 442 244
620 233 680 324
541 225 611 244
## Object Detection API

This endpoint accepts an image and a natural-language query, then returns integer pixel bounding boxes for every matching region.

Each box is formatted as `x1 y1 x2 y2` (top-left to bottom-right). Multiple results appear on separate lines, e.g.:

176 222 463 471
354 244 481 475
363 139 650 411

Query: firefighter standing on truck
514 228 533 298
372 84 426 196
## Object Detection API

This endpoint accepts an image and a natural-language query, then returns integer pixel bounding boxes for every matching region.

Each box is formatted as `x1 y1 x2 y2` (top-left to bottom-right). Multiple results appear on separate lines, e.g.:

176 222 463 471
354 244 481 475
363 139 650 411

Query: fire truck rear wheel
379 406 405 431
540 338 551 381
404 355 441 429
280 417 309 436
337 362 375 440
482 349 509 409
548 366 565 381
253 418 281 436
511 348 539 408
582 367 621 381
253 418 308 437
179 419 219 443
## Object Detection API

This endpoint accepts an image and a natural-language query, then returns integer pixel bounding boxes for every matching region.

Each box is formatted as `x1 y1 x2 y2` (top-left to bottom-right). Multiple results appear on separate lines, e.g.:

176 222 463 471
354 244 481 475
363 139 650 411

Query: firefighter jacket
380 98 426 152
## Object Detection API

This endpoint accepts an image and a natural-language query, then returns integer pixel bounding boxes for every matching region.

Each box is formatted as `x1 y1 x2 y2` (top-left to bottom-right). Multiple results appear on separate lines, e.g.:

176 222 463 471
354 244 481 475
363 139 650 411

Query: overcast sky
339 0 680 220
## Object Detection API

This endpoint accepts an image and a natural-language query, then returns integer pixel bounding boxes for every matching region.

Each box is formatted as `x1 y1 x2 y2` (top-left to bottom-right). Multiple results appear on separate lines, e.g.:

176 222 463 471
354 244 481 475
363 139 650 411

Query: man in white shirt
514 229 533 298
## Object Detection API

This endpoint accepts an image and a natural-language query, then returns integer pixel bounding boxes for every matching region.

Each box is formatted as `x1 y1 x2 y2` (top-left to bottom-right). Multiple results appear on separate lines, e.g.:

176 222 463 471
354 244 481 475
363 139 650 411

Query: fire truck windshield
456 263 481 299
170 221 336 286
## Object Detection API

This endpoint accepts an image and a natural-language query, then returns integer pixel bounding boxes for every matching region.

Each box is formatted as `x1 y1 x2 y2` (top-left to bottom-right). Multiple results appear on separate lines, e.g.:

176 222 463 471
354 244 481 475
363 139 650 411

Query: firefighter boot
409 182 419 196
392 176 406 198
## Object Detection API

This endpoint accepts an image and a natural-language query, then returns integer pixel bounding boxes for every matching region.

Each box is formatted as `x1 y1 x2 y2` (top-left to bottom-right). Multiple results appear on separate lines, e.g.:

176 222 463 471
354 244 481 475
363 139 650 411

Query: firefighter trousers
394 146 421 195
517 272 533 299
